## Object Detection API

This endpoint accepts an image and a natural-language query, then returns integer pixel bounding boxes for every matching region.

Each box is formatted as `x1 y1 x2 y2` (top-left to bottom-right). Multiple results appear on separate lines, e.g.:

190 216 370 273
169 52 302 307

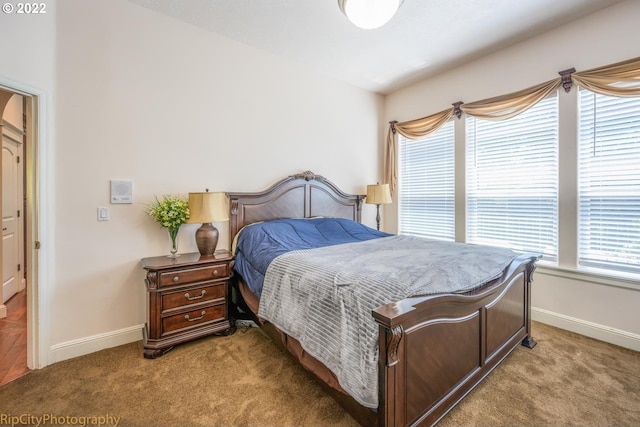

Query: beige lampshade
366 184 392 205
187 191 229 224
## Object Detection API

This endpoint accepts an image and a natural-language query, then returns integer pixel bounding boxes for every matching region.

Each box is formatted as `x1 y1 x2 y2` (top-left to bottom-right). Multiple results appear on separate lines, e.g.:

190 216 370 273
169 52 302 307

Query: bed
228 171 539 427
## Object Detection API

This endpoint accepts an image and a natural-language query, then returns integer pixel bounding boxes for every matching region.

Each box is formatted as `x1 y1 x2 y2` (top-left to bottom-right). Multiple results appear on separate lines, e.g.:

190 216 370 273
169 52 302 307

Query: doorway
0 92 27 384
0 81 41 380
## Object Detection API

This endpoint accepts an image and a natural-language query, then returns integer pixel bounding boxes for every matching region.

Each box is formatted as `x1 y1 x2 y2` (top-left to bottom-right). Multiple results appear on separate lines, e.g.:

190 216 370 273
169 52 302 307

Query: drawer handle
172 276 180 282
185 290 206 301
212 269 218 276
184 311 206 322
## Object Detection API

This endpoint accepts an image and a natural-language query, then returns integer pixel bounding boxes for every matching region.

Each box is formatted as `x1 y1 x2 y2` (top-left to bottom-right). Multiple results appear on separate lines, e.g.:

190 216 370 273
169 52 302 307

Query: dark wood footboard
373 254 539 427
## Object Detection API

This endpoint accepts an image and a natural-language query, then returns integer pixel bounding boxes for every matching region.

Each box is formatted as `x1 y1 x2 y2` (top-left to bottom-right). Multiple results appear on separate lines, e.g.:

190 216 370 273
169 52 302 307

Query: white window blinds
398 120 455 241
466 94 559 260
578 89 640 274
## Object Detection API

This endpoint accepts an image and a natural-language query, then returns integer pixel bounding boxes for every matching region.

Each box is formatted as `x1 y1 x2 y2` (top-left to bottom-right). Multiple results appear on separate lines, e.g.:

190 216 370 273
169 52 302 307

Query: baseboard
0 304 6 319
532 307 640 352
43 311 640 365
49 324 144 364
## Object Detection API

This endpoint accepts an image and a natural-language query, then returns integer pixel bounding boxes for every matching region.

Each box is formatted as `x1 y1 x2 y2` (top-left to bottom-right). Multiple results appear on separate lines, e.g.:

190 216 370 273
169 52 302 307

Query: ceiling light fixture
338 0 403 30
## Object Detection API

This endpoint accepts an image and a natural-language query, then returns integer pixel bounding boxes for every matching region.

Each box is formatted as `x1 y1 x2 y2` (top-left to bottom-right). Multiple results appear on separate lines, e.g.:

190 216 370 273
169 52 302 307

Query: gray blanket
258 235 517 408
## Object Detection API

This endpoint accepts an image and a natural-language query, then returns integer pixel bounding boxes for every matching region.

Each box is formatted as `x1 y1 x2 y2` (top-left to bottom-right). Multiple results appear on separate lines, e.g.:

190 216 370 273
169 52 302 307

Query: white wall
384 0 640 349
3 0 384 364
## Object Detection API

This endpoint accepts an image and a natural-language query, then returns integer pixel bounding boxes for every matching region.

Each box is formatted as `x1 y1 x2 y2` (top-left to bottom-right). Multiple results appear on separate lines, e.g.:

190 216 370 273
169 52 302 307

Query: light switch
98 207 109 221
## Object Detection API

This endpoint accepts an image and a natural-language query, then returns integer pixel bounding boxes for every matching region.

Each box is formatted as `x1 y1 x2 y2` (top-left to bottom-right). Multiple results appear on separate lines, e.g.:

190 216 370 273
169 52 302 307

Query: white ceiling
129 0 622 94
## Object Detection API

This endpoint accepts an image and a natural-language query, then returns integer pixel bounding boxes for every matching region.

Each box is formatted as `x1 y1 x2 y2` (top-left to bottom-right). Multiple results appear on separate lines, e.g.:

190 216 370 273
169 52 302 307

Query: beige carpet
0 322 638 427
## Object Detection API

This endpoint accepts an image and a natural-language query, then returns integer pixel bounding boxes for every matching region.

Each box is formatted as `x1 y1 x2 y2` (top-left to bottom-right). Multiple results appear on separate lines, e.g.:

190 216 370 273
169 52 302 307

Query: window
466 94 559 260
398 120 455 241
578 90 640 274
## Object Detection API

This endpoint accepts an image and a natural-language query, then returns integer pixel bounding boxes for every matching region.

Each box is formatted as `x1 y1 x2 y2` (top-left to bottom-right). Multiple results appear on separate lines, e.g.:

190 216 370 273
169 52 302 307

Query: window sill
536 261 640 291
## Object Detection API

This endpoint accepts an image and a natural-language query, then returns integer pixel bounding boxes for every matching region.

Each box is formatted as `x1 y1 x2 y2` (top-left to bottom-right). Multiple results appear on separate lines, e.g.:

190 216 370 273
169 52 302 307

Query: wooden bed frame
228 171 539 427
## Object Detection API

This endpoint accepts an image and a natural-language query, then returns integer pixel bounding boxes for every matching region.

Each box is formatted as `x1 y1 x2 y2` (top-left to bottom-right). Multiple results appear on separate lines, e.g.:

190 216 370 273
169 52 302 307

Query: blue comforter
233 217 391 297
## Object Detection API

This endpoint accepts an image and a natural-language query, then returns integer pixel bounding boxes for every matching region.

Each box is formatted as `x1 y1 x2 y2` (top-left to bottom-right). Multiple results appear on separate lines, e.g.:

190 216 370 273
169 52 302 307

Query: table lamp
187 190 229 256
366 183 392 231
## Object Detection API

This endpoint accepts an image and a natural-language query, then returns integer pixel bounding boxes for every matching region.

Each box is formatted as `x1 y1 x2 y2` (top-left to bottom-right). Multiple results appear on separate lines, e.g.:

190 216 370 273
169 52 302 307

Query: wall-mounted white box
111 179 133 204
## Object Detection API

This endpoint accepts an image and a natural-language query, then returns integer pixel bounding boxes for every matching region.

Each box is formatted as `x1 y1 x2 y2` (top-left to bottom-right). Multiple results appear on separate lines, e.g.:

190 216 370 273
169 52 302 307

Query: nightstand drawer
162 305 226 336
159 263 228 287
161 282 226 312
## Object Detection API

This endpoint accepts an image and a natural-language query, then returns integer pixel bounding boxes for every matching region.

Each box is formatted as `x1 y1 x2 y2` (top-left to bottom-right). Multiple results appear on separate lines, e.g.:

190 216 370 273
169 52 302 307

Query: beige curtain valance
383 56 640 197
385 107 454 195
459 78 562 121
571 56 640 97
384 79 561 194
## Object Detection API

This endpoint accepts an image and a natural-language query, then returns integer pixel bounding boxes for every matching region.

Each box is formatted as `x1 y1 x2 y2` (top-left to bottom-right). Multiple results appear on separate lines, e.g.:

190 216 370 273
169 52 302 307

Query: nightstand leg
143 346 174 359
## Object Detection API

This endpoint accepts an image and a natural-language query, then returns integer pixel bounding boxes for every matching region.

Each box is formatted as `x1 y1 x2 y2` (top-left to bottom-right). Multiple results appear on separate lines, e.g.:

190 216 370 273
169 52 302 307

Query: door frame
0 76 50 369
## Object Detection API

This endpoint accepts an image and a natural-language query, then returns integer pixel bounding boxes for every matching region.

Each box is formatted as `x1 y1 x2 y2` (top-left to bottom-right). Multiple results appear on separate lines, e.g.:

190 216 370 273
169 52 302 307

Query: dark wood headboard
228 171 364 240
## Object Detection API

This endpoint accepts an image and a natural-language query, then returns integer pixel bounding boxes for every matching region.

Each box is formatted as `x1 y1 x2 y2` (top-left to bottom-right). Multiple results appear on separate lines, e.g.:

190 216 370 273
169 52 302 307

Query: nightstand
140 251 235 358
